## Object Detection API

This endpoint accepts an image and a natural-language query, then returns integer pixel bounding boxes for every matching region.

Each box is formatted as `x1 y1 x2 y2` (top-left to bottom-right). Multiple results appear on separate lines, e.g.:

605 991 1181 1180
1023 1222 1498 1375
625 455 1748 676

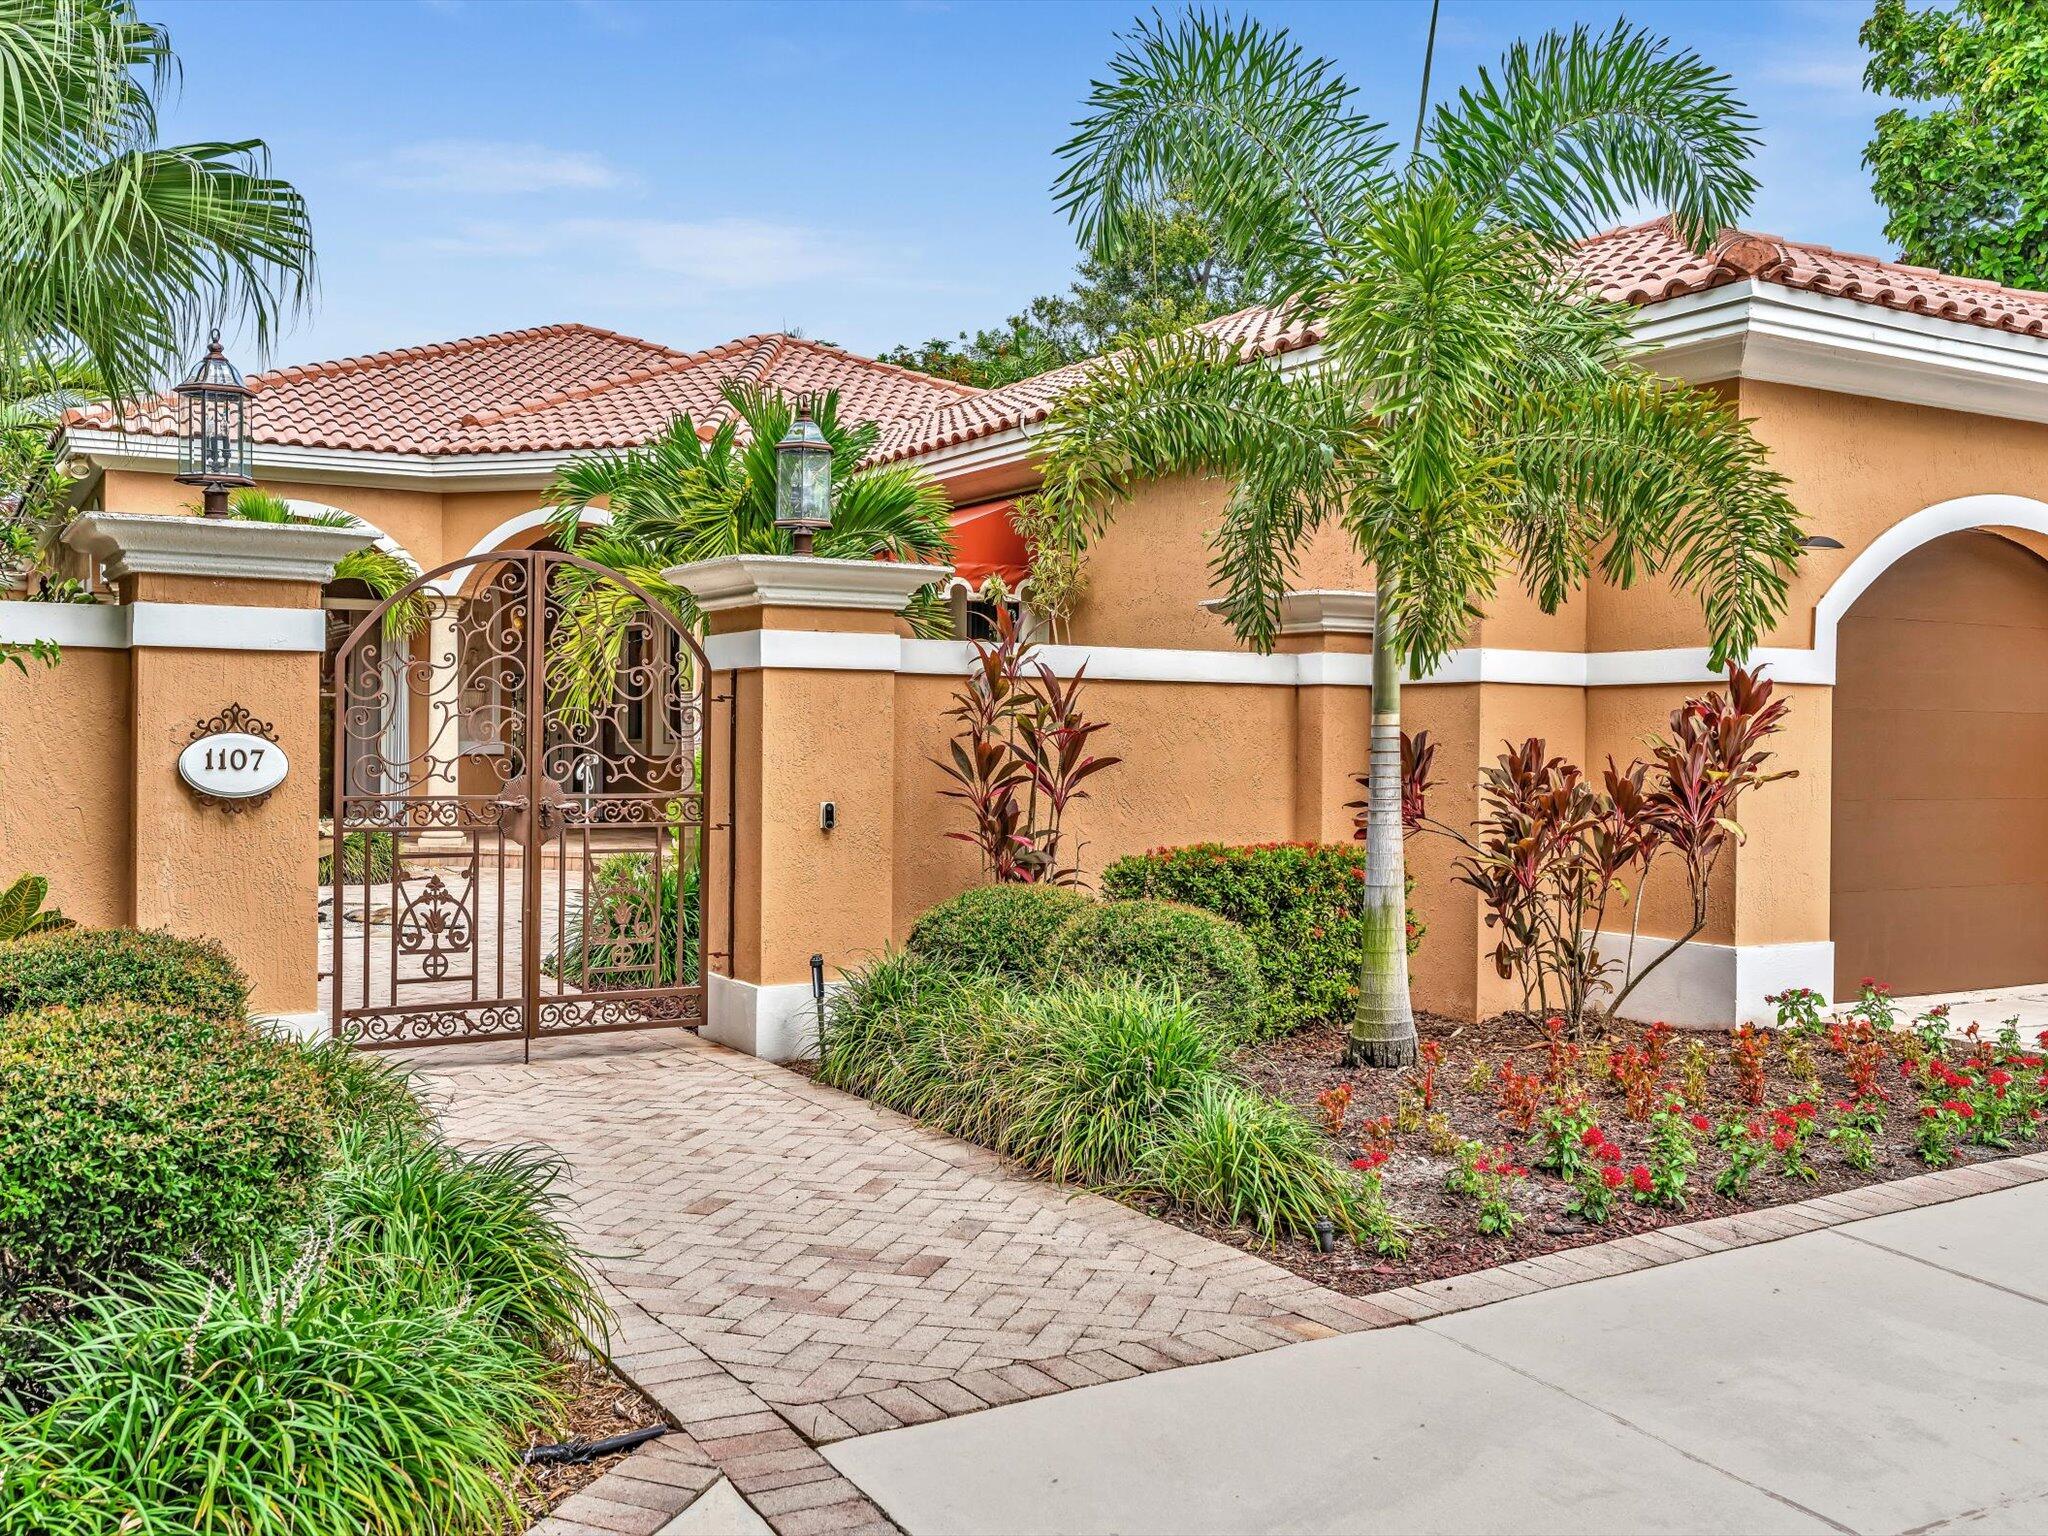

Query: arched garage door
1832 528 2048 997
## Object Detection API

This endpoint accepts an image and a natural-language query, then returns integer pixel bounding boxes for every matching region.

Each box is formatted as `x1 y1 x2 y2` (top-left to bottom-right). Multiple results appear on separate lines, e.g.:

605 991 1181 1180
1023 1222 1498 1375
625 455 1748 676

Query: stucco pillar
665 553 951 1060
62 512 370 1023
1263 590 1376 843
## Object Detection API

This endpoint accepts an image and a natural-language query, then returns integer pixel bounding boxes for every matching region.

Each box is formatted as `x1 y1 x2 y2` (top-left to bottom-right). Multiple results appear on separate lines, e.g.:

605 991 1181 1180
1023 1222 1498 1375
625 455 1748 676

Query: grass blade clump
1147 1080 1406 1252
322 1130 608 1354
999 982 1219 1186
0 1250 559 1536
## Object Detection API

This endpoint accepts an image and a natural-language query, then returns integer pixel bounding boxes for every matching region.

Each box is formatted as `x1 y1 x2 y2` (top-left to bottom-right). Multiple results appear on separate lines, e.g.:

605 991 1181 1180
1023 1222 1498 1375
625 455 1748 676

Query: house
33 216 2048 1028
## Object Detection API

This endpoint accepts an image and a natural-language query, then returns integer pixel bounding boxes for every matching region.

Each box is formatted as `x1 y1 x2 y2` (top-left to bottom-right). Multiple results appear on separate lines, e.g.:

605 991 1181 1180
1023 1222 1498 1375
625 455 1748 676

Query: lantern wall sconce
773 396 833 556
174 329 254 518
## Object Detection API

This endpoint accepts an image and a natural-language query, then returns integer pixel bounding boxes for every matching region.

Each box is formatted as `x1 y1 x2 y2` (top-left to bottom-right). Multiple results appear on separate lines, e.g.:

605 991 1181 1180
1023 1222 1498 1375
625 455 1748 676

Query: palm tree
0 0 312 410
1031 16 1804 1067
545 381 952 718
221 489 425 639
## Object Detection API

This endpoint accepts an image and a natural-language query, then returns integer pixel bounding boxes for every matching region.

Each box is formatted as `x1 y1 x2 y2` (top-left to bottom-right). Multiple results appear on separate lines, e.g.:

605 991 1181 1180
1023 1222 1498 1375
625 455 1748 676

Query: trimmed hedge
905 883 1093 983
0 927 249 1021
1102 843 1422 1035
1042 897 1265 1039
0 1004 332 1300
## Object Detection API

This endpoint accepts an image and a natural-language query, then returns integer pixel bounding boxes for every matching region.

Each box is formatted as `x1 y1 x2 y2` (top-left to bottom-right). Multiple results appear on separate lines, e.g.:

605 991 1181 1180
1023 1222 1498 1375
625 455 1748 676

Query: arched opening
1831 528 2048 996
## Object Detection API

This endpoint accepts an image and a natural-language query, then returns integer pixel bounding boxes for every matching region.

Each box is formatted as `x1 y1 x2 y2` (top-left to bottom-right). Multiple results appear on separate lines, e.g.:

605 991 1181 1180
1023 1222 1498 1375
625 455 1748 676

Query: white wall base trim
1591 934 1836 1028
705 973 833 1061
258 1009 329 1042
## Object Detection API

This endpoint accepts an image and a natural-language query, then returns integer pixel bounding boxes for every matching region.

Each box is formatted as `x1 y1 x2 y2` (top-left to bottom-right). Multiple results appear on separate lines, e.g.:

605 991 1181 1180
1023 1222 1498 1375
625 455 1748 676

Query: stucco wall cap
64 510 372 584
1202 588 1377 636
665 553 954 613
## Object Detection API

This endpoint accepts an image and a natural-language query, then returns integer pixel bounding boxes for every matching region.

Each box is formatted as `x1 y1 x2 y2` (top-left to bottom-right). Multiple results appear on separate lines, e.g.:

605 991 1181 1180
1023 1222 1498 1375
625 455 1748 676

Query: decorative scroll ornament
180 702 287 812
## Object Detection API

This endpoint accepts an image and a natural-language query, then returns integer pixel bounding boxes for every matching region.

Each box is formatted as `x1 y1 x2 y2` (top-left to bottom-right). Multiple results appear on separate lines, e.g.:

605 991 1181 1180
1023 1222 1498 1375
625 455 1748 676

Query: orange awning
948 499 1030 589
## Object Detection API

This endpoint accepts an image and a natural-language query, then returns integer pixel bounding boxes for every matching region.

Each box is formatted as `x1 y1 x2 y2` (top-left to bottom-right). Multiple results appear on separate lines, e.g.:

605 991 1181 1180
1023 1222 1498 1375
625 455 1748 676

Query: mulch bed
1182 1012 2042 1297
510 1357 671 1529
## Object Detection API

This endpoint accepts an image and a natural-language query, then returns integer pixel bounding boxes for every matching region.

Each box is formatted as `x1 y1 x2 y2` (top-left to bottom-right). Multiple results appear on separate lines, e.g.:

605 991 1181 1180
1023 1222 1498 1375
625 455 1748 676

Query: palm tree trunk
1345 623 1420 1068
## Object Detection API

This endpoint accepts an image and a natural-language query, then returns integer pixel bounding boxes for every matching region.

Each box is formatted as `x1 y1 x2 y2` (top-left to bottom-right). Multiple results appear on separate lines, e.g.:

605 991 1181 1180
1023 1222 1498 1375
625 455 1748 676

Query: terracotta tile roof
870 305 1323 466
1570 215 2048 336
65 324 978 457
875 218 2048 467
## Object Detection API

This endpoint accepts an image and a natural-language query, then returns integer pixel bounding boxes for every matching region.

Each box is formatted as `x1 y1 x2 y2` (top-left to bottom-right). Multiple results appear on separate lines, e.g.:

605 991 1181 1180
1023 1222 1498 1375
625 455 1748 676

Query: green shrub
321 1130 608 1353
905 883 1093 982
0 1250 558 1535
1102 842 1423 1034
1043 897 1264 1038
0 1005 331 1302
0 927 249 1021
318 829 395 885
998 982 1221 1186
1145 1080 1405 1250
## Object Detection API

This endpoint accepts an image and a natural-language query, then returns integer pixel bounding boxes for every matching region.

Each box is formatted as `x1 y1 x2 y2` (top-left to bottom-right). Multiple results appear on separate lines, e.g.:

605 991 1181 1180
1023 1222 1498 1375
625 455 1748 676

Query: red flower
1351 1150 1388 1171
1596 1141 1621 1164
1580 1126 1605 1148
1629 1165 1653 1193
1689 1114 1711 1133
1600 1166 1625 1190
1921 1105 1939 1120
1771 1128 1795 1152
1474 1157 1493 1174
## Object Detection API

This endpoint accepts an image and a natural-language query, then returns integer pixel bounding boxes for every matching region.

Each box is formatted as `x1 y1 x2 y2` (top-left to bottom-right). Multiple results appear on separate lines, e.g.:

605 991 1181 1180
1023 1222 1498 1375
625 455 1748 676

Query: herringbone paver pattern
416 1033 1391 1532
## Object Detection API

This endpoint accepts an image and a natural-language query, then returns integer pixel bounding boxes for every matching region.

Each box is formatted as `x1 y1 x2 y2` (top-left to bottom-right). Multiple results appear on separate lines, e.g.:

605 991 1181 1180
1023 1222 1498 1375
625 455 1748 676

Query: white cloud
367 139 633 194
408 216 905 291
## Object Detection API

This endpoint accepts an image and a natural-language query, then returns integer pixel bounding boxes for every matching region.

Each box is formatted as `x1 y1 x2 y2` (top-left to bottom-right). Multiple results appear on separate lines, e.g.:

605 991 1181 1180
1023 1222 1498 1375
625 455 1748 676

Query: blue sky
152 0 1890 370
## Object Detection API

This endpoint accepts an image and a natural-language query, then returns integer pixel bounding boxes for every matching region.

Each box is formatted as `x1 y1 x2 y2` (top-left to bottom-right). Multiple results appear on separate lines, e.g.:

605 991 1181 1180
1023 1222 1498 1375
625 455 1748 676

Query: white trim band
0 599 327 652
1590 934 1837 1028
700 629 1835 688
706 973 832 1061
667 553 954 614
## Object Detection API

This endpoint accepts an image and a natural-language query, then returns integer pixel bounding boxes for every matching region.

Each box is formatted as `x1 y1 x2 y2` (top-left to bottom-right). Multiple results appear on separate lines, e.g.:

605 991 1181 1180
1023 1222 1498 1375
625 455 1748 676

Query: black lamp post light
773 396 832 556
174 329 254 518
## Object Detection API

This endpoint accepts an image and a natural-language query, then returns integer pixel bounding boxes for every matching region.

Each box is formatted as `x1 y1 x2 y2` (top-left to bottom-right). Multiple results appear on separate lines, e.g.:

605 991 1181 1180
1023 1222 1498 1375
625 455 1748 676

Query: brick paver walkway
415 1032 1393 1535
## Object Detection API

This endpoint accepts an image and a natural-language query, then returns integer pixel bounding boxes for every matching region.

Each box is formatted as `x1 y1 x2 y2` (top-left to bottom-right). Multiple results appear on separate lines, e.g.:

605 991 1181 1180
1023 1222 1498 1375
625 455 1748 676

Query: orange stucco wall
0 647 133 928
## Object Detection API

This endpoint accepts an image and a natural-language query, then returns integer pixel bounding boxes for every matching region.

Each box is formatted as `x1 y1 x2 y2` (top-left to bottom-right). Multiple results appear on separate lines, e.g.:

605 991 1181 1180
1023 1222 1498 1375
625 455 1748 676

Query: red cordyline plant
934 606 1120 884
1390 666 1795 1033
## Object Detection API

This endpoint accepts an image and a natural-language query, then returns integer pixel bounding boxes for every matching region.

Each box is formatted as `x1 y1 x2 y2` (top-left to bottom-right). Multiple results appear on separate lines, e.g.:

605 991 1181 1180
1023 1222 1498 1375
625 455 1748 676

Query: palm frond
0 0 312 406
1053 10 1393 303
1498 372 1802 664
1424 21 1758 248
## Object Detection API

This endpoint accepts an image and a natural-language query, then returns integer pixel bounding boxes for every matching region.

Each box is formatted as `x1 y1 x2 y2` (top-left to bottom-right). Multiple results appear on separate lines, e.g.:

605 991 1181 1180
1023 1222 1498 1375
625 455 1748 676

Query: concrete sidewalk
825 1181 2048 1535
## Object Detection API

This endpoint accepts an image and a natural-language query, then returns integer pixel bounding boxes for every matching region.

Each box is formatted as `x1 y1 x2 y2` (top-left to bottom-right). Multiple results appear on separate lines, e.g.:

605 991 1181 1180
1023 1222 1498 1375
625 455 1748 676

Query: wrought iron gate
329 548 712 1053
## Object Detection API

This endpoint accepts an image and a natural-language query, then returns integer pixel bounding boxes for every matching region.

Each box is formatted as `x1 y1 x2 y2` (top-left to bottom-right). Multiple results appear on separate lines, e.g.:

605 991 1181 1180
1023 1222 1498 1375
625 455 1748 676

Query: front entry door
329 548 710 1054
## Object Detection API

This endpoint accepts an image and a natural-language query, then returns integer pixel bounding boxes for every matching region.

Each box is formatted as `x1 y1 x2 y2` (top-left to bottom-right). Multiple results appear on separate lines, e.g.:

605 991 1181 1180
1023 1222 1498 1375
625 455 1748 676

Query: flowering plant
1533 1101 1601 1180
1566 1131 1625 1223
1826 1097 1884 1172
1315 1082 1354 1137
1637 1102 1699 1208
1914 1097 1972 1167
1415 1039 1444 1114
1768 986 1828 1038
1494 1058 1544 1133
1729 1024 1769 1107
1713 1116 1769 1199
1764 1102 1819 1181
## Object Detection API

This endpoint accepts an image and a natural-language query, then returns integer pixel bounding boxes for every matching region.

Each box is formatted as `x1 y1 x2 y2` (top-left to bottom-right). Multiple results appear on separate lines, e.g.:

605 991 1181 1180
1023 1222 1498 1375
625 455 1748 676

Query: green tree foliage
1863 0 2048 288
1030 15 1803 1068
0 0 313 406
545 383 952 717
881 196 1268 388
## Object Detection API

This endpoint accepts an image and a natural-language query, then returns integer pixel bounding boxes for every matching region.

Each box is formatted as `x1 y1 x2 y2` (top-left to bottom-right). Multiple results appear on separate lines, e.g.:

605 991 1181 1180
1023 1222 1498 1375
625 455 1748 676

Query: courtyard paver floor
416 1031 1394 1535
